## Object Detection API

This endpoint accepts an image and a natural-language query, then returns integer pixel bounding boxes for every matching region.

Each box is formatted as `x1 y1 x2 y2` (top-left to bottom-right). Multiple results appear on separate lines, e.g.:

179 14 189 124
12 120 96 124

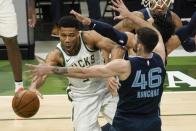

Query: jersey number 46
132 67 162 90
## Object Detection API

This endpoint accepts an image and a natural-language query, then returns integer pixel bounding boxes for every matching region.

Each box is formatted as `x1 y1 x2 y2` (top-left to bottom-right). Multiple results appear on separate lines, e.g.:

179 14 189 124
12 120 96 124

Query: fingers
35 55 45 64
70 10 82 20
111 0 119 7
35 90 44 99
70 10 76 15
25 64 37 69
108 86 118 96
29 88 43 99
24 70 37 80
29 82 37 90
113 15 125 20
107 77 120 96
107 82 117 96
28 18 36 28
109 79 118 87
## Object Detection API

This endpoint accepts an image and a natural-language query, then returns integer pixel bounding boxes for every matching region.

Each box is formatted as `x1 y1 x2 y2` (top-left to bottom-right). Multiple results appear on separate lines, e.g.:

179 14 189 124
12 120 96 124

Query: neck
137 51 152 59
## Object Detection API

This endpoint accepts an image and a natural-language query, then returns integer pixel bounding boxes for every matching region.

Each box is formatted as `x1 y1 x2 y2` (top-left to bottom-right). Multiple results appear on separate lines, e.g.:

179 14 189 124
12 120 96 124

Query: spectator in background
124 0 143 11
50 0 63 37
173 0 196 18
51 0 102 37
86 0 101 20
0 0 36 93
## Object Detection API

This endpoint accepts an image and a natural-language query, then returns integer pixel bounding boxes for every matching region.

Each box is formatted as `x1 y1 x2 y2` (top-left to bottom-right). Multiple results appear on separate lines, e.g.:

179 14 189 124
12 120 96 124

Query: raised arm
111 0 165 63
114 11 144 32
70 10 130 47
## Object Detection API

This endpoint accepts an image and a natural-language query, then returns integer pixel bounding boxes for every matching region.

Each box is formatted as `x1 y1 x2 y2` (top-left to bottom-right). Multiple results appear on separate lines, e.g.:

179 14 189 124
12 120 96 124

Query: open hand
111 0 130 20
107 77 120 96
70 10 91 26
26 64 53 81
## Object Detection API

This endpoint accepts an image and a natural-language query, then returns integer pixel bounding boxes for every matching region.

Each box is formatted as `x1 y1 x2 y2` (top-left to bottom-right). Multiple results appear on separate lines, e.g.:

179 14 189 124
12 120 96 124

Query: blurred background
0 0 195 59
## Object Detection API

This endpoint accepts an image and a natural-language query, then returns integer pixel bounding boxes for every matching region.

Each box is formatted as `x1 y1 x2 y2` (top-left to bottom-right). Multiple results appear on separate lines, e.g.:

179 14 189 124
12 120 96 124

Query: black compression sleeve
89 19 128 46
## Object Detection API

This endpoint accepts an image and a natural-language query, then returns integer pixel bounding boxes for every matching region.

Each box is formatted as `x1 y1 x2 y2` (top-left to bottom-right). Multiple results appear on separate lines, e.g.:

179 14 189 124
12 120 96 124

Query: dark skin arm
82 30 123 96
29 49 64 90
82 30 120 62
28 0 37 27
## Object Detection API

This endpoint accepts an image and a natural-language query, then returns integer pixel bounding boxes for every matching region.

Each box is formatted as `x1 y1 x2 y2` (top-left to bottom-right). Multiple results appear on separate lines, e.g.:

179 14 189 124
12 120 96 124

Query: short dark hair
58 15 79 29
136 27 159 53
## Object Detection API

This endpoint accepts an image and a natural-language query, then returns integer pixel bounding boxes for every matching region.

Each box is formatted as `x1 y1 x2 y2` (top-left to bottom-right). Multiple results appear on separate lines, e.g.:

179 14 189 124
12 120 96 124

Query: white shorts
0 0 17 38
68 88 119 131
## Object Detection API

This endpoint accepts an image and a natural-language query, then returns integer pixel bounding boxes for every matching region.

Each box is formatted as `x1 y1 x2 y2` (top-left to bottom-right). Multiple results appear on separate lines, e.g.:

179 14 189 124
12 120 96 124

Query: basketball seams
12 91 40 118
13 91 28 111
15 96 39 113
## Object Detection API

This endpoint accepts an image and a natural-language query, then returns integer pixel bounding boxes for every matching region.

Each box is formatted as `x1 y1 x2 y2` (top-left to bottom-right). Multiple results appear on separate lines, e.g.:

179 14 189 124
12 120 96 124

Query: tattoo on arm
52 67 68 75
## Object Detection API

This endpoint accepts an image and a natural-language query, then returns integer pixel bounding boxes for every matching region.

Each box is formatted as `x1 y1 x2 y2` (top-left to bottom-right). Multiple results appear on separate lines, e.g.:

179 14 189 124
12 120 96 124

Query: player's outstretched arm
26 59 129 79
70 10 130 47
28 49 63 90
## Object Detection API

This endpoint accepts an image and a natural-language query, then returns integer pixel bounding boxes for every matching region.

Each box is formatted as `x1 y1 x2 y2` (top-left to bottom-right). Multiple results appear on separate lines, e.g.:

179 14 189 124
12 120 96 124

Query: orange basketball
12 90 40 118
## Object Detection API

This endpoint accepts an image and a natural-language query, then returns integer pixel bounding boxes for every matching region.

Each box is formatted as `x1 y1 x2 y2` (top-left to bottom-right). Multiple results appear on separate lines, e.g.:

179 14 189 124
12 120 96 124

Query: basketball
12 90 40 118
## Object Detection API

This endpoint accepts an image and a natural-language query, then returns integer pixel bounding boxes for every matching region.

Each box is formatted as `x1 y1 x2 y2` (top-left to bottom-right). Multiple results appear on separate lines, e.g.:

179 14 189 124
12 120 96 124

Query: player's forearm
51 66 91 78
89 19 128 46
52 65 113 78
27 0 36 18
126 12 153 30
28 0 35 11
52 66 68 75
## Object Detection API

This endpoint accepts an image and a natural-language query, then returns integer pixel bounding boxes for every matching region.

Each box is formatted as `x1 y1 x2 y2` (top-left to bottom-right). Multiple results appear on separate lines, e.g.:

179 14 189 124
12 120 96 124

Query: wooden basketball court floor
1 91 196 131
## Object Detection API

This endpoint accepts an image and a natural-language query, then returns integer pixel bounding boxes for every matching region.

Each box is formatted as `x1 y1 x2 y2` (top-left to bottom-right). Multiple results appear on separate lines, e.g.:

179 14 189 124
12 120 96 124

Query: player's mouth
66 46 73 51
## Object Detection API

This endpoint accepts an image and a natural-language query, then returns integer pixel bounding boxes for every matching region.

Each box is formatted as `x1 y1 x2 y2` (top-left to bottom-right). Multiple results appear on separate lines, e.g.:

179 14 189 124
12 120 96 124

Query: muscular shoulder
170 11 183 29
81 30 103 49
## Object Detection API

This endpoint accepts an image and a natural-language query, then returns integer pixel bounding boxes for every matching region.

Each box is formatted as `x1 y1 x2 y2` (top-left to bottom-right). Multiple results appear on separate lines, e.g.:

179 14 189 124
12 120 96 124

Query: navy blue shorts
110 115 161 131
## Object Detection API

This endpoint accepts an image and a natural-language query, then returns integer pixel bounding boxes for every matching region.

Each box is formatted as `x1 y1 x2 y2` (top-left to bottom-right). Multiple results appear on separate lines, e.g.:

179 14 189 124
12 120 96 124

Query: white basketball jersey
0 0 16 17
57 31 107 94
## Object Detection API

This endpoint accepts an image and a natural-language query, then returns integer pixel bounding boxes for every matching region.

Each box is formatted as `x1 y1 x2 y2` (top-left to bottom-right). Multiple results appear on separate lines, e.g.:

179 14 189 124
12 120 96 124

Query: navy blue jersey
139 8 175 43
111 52 165 131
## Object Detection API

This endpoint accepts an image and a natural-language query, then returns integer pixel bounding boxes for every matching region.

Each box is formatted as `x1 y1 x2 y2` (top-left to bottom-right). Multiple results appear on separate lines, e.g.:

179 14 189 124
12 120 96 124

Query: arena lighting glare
141 0 174 10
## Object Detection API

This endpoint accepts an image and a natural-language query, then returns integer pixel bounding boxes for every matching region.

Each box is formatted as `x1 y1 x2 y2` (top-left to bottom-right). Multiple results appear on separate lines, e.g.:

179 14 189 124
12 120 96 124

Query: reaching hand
26 64 53 82
29 73 47 90
70 10 91 26
107 77 120 96
29 85 44 99
111 0 130 20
